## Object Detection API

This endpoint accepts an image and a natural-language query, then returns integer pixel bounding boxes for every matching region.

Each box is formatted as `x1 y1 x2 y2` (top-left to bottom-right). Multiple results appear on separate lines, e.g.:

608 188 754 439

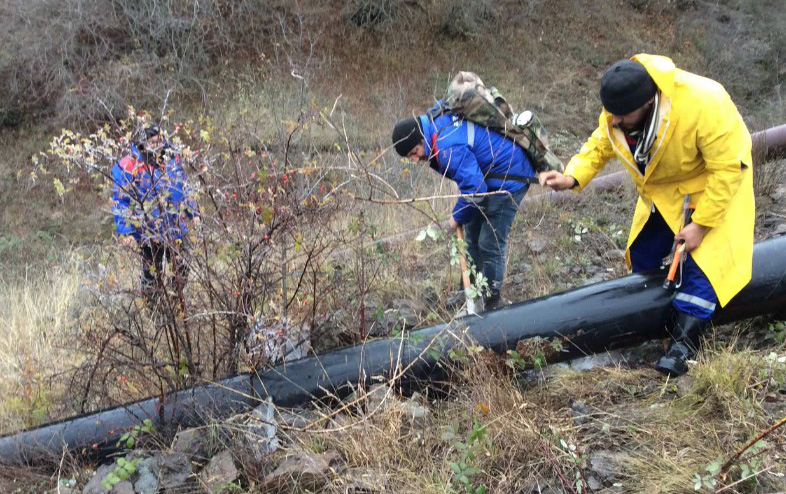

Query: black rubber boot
483 289 502 311
655 312 710 377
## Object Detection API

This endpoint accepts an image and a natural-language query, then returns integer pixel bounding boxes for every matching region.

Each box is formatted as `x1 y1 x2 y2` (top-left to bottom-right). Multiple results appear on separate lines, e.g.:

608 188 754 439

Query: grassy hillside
1 0 784 271
0 0 785 492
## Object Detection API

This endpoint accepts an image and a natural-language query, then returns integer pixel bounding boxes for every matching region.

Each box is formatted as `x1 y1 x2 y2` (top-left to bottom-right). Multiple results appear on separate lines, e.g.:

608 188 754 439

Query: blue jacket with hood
418 109 535 224
112 142 199 242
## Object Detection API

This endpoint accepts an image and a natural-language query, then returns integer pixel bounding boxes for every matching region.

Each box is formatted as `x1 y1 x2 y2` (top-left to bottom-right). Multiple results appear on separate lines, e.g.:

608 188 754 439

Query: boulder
156 453 193 492
110 482 134 494
82 463 115 494
199 450 239 494
262 450 341 492
172 427 211 460
133 456 160 494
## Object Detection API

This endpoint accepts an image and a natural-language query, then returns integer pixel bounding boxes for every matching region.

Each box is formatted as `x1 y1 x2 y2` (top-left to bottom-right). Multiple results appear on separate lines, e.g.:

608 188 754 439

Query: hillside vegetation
0 0 785 493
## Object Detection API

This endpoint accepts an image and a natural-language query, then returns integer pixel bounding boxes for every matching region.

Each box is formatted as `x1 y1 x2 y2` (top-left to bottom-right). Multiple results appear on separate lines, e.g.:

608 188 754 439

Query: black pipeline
1 235 785 465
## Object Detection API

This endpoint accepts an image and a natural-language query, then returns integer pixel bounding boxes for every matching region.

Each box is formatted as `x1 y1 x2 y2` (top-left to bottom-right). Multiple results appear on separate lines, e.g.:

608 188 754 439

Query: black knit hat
392 117 424 157
599 60 658 115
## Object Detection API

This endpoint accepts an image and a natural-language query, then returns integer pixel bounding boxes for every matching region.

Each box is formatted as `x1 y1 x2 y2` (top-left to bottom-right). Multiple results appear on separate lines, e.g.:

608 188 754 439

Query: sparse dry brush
23 95 428 420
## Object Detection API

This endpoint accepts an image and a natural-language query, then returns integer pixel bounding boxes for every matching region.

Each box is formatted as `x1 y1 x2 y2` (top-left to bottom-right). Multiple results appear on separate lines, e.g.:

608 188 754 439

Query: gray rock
508 274 525 285
366 384 397 414
675 374 695 398
399 398 430 427
571 400 590 425
172 427 211 460
384 299 420 330
246 398 280 460
587 475 603 491
110 481 134 494
82 463 116 494
262 450 341 492
133 457 160 494
529 239 547 254
199 450 239 494
774 223 786 235
157 453 193 492
570 351 625 371
279 408 321 429
581 275 607 286
342 467 388 493
586 265 603 275
608 249 626 261
588 450 630 481
772 185 786 202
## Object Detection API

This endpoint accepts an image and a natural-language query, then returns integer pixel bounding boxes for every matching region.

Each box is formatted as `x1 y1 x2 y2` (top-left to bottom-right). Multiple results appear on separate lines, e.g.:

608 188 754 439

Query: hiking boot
655 312 710 377
446 290 467 311
483 290 503 311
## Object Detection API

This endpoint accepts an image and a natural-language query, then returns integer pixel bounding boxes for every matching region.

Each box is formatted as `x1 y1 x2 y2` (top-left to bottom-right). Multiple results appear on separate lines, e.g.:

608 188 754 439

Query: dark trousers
463 188 526 295
140 240 188 293
629 208 717 319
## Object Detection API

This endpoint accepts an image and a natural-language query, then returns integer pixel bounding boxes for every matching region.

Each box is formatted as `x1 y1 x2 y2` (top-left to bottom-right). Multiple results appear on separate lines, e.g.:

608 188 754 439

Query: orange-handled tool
663 241 686 290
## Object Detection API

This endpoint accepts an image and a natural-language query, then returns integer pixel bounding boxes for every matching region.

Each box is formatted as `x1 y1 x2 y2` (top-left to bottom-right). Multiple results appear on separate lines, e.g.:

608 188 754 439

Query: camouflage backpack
429 71 564 174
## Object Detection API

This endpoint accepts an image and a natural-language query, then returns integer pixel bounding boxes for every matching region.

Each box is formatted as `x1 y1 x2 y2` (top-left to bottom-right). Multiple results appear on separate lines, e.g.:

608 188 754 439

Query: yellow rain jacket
565 54 754 307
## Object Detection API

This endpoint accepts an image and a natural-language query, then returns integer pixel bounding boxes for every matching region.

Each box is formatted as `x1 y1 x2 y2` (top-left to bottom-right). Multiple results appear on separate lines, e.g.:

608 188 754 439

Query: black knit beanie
392 117 424 157
599 60 658 115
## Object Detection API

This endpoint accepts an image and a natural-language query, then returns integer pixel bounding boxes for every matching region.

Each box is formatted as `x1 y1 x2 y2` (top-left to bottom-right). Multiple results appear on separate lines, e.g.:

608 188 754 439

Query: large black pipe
1 234 784 465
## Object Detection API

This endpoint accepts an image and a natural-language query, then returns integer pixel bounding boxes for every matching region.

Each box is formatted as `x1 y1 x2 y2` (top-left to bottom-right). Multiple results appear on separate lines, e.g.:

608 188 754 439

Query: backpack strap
466 121 475 148
485 171 539 185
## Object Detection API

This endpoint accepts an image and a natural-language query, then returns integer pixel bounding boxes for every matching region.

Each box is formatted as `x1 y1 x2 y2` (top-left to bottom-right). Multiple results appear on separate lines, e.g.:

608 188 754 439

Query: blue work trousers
464 189 526 294
629 208 717 319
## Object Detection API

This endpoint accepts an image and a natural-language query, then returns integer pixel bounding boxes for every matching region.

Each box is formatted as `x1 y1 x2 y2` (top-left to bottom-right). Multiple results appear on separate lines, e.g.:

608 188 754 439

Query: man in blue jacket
392 110 535 309
112 125 200 297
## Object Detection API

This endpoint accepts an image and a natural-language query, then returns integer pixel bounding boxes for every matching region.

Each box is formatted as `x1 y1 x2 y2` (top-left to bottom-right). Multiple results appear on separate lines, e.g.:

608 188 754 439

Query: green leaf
476 486 487 494
706 457 724 475
415 230 427 242
450 462 462 475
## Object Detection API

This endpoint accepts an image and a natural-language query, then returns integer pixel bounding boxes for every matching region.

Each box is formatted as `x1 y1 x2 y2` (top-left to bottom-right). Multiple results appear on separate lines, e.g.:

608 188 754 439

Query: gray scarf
630 92 660 172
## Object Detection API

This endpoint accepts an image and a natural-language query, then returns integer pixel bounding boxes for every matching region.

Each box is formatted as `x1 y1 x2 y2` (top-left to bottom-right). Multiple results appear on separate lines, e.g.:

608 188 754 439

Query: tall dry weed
0 254 85 432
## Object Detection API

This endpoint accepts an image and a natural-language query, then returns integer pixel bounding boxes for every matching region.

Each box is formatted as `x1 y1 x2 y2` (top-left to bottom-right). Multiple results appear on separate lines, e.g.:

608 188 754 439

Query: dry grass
0 252 85 433
263 337 786 494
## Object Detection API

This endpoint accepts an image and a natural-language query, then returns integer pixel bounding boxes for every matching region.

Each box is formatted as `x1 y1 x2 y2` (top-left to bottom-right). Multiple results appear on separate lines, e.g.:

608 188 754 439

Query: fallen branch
719 415 786 479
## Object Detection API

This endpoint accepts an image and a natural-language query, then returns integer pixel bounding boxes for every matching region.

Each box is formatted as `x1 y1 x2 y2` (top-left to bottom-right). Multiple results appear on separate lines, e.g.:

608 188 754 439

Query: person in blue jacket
392 109 536 309
112 125 200 297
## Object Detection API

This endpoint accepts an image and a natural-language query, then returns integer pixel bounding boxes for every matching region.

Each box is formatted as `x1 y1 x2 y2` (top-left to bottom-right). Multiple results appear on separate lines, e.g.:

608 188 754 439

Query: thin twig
351 189 511 205
713 466 774 493
719 415 786 478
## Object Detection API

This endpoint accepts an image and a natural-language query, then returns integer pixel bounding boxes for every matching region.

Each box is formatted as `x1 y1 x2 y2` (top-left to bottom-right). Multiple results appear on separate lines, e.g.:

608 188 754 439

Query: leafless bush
343 0 422 30
437 0 498 40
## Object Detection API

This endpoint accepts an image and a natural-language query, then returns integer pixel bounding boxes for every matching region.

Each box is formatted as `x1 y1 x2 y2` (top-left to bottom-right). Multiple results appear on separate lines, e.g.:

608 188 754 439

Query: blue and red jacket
112 143 199 242
418 108 534 224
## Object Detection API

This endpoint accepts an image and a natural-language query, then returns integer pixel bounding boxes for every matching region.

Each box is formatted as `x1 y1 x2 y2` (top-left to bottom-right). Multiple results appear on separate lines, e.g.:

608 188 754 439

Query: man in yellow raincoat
539 54 754 376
